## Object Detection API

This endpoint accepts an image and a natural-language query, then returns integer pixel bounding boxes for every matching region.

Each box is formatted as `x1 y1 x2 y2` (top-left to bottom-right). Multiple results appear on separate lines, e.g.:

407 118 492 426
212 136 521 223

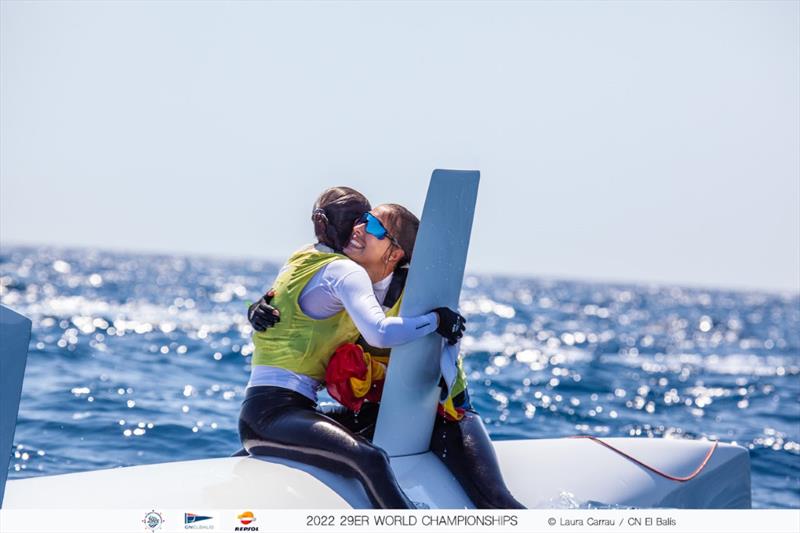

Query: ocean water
1 245 798 509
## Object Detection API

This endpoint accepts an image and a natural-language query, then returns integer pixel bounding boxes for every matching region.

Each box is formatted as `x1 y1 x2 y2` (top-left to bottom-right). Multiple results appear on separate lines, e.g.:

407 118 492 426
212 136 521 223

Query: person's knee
242 436 274 456
238 418 256 443
356 444 391 476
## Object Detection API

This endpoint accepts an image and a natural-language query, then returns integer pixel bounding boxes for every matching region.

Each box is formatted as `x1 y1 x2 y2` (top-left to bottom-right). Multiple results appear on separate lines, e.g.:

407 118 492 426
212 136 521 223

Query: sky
1 1 798 292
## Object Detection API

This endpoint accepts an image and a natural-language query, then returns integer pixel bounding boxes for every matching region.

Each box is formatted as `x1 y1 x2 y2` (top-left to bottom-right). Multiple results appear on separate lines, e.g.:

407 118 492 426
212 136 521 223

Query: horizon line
2 239 798 297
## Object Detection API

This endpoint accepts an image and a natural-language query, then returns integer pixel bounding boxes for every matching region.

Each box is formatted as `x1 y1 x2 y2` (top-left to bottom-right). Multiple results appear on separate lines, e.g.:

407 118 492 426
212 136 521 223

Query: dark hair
377 203 420 268
312 187 371 252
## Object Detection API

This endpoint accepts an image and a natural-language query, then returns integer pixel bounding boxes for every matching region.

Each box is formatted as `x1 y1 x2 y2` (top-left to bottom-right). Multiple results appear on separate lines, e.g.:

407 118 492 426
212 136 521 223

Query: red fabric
326 343 385 412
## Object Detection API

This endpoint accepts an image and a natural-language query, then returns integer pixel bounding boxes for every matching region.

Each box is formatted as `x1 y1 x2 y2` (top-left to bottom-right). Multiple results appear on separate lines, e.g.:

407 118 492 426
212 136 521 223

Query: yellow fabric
252 247 360 381
348 351 387 398
439 395 464 421
447 355 468 401
372 354 390 366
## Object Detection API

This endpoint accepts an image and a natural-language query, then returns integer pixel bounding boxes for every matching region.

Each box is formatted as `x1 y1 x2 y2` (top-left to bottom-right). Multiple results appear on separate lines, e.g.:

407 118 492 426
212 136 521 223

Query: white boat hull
3 437 750 509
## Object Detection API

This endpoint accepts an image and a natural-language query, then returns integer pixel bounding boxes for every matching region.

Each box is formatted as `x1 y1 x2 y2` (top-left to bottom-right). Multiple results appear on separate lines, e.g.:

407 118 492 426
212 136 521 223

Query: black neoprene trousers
237 386 524 509
429 411 526 509
331 404 526 509
238 386 415 509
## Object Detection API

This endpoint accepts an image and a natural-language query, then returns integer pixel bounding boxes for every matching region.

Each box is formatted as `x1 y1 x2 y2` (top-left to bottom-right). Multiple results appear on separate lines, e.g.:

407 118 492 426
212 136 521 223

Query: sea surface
1 245 798 508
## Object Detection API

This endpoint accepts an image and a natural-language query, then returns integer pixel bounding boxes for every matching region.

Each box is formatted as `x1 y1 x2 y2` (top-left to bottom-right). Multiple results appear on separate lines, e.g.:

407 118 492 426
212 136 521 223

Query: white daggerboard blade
373 169 479 456
0 305 32 508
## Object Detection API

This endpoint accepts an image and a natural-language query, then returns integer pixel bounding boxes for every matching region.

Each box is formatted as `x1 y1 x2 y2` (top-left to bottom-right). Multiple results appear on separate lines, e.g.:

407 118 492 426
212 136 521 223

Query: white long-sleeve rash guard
298 258 438 348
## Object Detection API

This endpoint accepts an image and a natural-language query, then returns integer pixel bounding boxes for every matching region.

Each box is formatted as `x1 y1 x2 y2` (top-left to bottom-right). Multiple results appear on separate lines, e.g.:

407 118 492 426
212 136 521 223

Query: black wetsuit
430 407 525 509
321 392 525 509
237 387 523 509
238 386 414 509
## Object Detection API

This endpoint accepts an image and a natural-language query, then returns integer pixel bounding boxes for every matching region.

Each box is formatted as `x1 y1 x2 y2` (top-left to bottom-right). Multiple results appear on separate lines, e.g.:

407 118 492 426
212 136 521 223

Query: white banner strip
1 509 798 533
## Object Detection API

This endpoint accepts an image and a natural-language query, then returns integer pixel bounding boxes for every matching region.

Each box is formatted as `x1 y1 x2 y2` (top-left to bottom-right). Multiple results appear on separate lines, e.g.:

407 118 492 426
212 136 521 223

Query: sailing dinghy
0 170 750 509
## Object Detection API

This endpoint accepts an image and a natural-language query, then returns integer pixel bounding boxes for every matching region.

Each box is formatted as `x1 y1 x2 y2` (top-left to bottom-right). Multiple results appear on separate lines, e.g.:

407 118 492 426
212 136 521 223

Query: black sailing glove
248 289 280 332
432 307 466 345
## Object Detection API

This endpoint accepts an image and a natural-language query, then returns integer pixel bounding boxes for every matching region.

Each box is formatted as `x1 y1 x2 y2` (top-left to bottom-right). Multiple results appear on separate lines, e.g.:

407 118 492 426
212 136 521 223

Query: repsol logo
234 528 259 532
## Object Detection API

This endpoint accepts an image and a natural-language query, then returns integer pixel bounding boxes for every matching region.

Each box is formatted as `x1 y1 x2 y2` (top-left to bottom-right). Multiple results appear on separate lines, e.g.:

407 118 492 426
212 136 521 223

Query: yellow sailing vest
252 247 360 381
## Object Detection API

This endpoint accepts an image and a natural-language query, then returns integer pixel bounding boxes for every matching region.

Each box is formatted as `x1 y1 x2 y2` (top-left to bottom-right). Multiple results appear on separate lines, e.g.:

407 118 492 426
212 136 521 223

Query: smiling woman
344 205 419 285
239 189 464 509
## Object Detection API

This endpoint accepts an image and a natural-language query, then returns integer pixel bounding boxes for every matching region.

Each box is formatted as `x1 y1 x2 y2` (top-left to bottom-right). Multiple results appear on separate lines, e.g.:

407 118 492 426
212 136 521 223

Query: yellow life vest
251 247 360 381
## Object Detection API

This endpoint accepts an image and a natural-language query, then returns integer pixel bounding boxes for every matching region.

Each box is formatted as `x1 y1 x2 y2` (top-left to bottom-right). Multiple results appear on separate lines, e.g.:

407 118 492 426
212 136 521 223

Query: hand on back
248 289 280 331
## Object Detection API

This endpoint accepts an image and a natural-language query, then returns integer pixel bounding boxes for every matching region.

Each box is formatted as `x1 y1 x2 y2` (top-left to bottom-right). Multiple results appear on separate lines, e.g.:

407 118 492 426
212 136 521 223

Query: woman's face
343 206 398 269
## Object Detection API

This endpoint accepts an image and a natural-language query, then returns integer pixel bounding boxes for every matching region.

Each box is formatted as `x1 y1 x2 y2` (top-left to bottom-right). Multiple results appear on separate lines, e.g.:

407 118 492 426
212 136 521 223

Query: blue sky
1 1 798 292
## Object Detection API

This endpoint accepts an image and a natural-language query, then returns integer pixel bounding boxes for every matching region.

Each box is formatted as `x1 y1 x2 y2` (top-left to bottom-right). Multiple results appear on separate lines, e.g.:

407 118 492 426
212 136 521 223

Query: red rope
570 435 719 482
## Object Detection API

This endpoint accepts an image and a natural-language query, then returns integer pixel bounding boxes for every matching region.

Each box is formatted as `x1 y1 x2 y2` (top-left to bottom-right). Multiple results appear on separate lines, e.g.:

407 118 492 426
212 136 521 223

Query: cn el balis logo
184 512 214 530
235 511 258 531
142 510 165 532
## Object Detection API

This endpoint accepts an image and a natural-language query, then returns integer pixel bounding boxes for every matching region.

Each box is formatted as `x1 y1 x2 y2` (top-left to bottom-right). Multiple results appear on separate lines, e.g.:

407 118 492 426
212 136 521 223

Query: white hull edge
3 437 750 509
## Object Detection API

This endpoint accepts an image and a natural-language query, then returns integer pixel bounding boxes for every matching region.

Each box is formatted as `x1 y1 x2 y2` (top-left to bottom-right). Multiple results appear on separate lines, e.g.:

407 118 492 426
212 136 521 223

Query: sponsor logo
186 513 213 524
142 510 165 532
185 513 214 530
235 511 259 531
